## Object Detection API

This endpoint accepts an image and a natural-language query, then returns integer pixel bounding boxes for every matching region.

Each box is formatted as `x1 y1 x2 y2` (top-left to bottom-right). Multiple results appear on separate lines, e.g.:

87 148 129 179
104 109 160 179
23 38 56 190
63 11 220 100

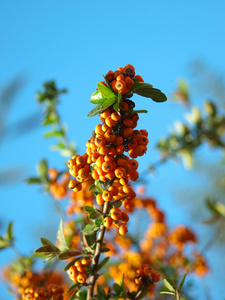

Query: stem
87 201 109 300
176 291 180 300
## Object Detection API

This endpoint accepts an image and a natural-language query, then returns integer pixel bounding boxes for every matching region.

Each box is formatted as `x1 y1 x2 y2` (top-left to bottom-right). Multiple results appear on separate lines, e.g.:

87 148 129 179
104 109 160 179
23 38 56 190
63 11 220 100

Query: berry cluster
135 264 160 286
67 258 91 284
104 64 144 95
22 285 64 300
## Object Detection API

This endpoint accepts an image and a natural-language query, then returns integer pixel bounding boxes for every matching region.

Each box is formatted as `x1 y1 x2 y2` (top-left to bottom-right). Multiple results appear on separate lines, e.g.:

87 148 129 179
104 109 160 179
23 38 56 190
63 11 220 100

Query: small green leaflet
131 82 167 102
163 279 176 292
101 97 117 109
57 219 68 251
97 82 117 100
90 90 107 104
97 257 110 271
87 103 112 117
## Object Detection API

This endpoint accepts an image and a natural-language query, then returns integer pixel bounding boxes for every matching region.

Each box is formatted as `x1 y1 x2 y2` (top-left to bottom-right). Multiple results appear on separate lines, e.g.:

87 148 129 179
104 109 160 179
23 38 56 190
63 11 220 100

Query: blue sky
1 1 225 299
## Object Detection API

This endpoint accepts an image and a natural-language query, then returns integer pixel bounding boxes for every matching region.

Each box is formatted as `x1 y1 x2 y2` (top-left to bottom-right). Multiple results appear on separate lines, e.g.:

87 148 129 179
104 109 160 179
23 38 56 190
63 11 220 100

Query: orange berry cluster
168 226 196 249
22 285 64 300
103 207 129 235
68 153 92 192
48 169 70 200
103 64 144 95
135 264 160 286
67 258 91 284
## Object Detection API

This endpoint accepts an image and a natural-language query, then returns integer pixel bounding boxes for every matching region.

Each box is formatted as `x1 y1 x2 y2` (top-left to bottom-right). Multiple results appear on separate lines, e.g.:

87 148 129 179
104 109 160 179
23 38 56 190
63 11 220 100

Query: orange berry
104 154 114 162
111 112 121 122
73 184 82 192
116 80 126 91
103 216 113 227
123 118 133 127
76 265 86 273
150 271 160 282
138 136 149 146
77 273 87 284
121 212 129 223
123 127 133 138
118 67 124 73
140 129 148 137
134 277 142 285
115 136 123 146
120 101 129 111
114 70 122 78
108 185 118 196
111 210 122 221
102 161 113 173
116 145 125 155
100 108 110 119
108 147 117 156
96 156 105 167
99 146 109 155
102 190 113 202
99 81 107 87
111 79 118 91
75 260 82 267
105 70 114 82
116 74 125 81
95 136 106 147
130 159 138 170
124 76 134 88
115 167 126 178
81 258 91 266
92 169 99 180
134 145 145 156
133 130 143 140
124 64 135 71
105 117 116 128
134 75 144 82
104 128 116 142
96 194 105 205
68 179 78 189
143 266 152 276
105 171 115 180
119 224 128 235
120 87 130 95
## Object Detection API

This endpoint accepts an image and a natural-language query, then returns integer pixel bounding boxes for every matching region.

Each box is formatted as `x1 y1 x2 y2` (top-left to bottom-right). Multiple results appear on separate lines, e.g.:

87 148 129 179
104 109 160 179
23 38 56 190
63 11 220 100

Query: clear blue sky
1 1 225 299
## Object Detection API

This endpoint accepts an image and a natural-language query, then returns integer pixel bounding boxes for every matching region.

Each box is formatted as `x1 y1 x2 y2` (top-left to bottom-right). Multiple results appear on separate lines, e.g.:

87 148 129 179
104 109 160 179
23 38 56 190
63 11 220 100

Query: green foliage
0 222 15 250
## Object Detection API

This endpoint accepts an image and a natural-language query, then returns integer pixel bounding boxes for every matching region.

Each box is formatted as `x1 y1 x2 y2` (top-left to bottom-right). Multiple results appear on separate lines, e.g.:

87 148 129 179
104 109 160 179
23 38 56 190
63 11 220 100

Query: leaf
89 211 101 219
35 245 59 255
7 222 14 242
40 238 57 249
57 219 68 250
101 97 117 109
214 202 225 218
94 188 101 196
58 250 81 260
43 130 64 138
112 200 122 208
87 101 118 117
88 184 95 191
95 219 102 226
101 247 110 253
37 159 48 179
113 102 119 112
84 206 95 213
97 82 116 99
97 285 106 296
163 279 176 292
178 274 186 291
82 224 99 236
113 283 123 294
90 90 107 104
85 233 97 247
0 237 9 250
25 177 42 184
67 282 80 293
43 254 57 262
160 291 176 295
95 180 104 193
132 83 167 102
97 257 110 271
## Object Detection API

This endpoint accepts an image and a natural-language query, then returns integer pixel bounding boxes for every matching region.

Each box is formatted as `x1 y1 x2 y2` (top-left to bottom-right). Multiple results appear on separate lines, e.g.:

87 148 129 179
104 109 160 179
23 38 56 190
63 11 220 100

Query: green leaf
113 102 119 112
214 202 225 218
0 237 10 250
113 283 123 294
5 222 14 243
94 188 101 196
40 238 57 249
163 279 176 292
95 180 104 193
87 100 118 117
132 83 167 102
97 257 110 271
160 291 176 295
25 177 42 184
57 219 68 250
101 247 110 253
85 232 97 247
37 160 48 179
84 206 95 213
97 285 106 296
89 211 101 219
77 290 87 300
58 250 81 260
112 200 122 208
67 282 80 293
90 90 107 104
101 97 117 109
95 219 103 226
43 254 57 262
43 130 64 138
82 224 99 236
88 184 95 191
97 82 116 99
178 274 186 291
